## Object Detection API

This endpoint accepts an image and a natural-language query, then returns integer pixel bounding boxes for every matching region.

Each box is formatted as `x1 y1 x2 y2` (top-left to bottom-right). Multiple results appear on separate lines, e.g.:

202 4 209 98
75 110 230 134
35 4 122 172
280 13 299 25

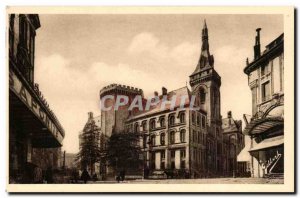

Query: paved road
90 177 283 184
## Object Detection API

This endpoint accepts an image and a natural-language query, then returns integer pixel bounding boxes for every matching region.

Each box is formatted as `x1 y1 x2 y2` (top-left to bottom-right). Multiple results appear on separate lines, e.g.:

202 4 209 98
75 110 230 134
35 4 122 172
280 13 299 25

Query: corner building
9 14 65 183
243 29 284 178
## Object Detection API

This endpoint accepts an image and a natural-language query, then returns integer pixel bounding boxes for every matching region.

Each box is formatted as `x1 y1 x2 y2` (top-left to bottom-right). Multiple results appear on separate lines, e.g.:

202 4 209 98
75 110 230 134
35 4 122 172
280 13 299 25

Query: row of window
143 129 186 147
192 130 205 144
133 112 186 132
191 112 206 128
151 150 186 169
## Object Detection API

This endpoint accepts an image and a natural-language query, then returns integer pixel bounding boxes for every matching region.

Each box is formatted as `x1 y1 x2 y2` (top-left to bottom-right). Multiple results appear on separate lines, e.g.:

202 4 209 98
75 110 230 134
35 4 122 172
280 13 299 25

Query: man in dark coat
81 169 90 184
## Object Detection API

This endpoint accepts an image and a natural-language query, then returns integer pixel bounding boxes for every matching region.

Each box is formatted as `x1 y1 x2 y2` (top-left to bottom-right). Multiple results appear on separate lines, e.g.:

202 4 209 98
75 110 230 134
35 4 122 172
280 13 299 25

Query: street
88 178 284 184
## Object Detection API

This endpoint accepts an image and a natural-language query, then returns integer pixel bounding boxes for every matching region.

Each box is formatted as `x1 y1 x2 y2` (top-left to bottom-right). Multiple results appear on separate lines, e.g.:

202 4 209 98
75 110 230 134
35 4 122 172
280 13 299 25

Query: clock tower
189 20 223 175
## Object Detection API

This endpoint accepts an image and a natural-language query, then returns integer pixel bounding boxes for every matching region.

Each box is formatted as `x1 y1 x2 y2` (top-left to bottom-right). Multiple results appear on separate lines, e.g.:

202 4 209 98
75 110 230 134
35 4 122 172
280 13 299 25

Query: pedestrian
81 169 90 184
116 173 121 183
120 169 125 181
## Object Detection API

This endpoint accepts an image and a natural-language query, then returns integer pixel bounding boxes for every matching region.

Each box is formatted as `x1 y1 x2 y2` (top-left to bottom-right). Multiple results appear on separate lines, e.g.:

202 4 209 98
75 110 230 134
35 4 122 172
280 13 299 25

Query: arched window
169 115 175 126
150 119 156 130
180 129 186 142
200 88 206 104
179 112 185 123
142 121 147 131
160 133 165 145
160 117 165 127
134 123 139 132
170 131 175 144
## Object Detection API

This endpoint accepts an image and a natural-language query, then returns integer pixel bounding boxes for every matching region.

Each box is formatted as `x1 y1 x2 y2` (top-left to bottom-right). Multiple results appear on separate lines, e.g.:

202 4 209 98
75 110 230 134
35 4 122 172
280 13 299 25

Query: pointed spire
202 19 208 41
204 19 207 29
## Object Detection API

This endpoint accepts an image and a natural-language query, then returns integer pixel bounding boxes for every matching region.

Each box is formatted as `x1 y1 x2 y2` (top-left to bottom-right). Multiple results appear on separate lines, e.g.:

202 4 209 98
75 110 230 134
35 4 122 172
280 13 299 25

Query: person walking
81 169 90 184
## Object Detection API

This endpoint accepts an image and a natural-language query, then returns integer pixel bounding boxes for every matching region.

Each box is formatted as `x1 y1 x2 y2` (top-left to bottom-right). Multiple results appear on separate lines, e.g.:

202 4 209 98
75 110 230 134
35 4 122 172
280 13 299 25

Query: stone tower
189 20 223 175
99 84 143 138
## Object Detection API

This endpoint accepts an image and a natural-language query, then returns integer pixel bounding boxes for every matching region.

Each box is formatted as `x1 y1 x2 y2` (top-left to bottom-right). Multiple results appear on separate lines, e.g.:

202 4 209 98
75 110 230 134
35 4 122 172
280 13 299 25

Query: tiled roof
127 86 191 120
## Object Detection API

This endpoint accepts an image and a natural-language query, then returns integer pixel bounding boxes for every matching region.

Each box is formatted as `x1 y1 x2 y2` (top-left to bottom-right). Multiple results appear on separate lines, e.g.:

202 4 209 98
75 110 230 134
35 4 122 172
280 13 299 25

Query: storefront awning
249 135 284 152
243 117 283 135
9 68 64 147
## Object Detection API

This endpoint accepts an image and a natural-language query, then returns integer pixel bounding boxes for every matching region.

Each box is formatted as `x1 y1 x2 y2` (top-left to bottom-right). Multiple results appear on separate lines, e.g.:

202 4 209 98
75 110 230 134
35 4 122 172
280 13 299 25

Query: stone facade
222 111 245 177
243 29 284 178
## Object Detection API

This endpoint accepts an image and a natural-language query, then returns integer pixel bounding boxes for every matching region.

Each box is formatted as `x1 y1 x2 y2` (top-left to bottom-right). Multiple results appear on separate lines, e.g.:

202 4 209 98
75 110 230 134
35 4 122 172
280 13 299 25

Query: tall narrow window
262 81 270 102
170 131 175 144
180 129 186 143
143 135 147 148
169 115 175 126
192 112 195 124
151 135 156 146
179 112 185 123
142 121 147 131
150 119 156 130
251 87 257 115
160 133 165 145
200 88 206 104
134 123 139 132
201 116 206 129
160 117 165 127
273 56 281 93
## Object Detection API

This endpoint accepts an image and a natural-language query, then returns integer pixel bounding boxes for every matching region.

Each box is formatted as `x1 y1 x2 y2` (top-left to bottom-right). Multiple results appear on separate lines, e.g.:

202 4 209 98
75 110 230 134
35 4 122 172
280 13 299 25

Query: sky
34 14 283 153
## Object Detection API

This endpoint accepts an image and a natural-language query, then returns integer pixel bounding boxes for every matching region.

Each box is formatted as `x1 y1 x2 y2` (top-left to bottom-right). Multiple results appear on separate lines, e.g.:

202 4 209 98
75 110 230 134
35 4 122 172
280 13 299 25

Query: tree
105 131 143 173
76 117 101 175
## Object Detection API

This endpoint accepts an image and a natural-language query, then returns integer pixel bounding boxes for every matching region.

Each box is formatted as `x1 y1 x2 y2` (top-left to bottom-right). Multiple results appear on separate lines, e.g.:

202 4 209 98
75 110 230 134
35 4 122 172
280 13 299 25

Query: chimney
88 112 93 119
162 87 167 96
254 28 261 59
227 111 232 118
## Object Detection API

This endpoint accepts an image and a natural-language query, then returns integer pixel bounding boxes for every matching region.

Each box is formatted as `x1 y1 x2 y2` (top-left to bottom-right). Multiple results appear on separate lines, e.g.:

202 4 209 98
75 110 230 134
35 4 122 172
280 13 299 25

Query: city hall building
9 14 65 183
99 21 245 178
243 29 284 178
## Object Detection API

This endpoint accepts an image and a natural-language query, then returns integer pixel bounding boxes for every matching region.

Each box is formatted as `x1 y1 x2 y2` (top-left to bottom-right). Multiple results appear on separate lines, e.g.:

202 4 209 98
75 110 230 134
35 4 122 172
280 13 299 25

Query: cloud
34 35 252 153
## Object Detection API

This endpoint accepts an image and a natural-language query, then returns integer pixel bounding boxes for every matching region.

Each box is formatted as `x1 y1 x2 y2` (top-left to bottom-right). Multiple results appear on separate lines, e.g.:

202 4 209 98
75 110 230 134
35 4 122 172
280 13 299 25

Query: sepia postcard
6 6 294 193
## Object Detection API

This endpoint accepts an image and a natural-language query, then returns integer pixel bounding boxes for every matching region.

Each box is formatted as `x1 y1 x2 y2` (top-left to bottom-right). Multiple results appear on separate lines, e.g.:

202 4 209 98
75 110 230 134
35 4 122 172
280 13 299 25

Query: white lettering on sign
9 70 63 144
